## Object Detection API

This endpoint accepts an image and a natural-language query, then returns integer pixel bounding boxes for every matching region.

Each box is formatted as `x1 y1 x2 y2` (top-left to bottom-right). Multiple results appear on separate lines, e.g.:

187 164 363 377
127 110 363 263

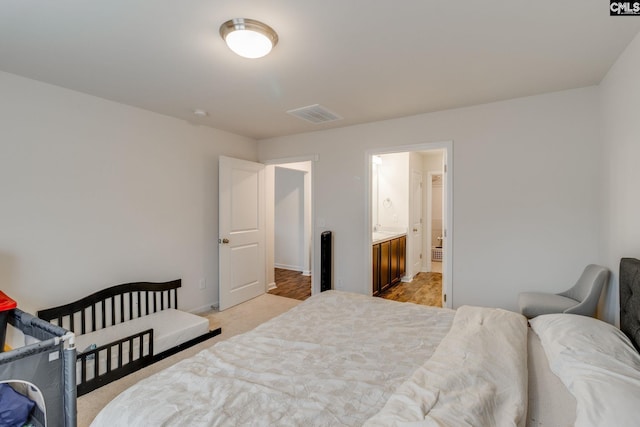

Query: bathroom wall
376 152 409 230
371 160 380 229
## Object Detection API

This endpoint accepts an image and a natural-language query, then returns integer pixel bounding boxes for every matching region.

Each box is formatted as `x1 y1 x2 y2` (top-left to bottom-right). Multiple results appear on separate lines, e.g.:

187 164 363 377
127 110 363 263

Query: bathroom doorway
367 142 452 308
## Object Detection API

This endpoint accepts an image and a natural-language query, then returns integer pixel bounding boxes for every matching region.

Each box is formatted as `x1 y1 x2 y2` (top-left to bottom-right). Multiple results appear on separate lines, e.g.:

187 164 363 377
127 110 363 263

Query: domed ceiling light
219 18 278 59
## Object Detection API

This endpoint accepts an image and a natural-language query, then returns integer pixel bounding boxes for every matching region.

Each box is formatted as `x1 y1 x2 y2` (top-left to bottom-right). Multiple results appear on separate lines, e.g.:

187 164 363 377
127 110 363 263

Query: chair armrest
562 297 597 316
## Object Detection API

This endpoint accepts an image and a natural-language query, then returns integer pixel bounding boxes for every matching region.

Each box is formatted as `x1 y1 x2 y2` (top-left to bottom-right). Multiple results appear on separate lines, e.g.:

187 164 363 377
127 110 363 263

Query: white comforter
91 291 455 426
364 306 528 427
92 292 528 426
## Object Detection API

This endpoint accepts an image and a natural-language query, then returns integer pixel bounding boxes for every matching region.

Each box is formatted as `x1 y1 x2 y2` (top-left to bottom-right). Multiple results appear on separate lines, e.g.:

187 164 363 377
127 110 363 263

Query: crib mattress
75 308 209 377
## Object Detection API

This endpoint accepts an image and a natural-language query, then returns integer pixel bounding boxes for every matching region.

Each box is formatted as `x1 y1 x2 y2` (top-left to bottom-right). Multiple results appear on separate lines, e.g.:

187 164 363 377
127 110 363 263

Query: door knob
221 238 230 244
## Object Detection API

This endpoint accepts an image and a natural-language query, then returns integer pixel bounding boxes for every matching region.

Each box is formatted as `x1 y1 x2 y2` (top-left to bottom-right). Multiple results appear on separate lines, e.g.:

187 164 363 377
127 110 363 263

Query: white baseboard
267 282 277 291
274 263 303 272
301 270 311 276
401 274 414 283
190 302 218 314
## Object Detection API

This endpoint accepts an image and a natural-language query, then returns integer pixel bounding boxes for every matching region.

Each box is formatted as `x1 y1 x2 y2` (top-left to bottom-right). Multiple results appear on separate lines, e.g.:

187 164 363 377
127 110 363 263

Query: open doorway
367 142 452 308
265 161 313 301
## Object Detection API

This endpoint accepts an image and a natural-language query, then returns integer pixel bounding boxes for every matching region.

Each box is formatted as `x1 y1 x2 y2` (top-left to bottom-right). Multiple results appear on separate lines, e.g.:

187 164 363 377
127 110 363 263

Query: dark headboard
620 258 640 352
38 280 181 335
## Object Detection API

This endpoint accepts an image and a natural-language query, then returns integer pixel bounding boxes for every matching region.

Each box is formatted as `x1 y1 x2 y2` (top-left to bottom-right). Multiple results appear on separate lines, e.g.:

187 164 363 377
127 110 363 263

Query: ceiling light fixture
219 18 278 59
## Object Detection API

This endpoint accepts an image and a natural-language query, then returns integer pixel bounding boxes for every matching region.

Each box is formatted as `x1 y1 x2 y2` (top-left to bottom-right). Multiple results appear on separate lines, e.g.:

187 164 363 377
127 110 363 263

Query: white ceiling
1 1 638 140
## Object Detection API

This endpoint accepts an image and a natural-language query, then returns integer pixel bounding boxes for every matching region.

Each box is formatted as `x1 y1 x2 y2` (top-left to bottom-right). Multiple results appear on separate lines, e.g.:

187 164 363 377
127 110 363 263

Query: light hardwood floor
378 271 443 307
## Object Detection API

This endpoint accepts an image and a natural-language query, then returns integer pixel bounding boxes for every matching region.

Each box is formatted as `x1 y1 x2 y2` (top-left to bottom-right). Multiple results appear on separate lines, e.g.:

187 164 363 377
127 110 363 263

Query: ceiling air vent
287 104 343 124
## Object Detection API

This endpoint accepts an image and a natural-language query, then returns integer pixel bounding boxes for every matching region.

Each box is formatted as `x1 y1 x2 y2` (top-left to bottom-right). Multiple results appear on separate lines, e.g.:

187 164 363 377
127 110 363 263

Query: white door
219 156 265 310
411 170 423 275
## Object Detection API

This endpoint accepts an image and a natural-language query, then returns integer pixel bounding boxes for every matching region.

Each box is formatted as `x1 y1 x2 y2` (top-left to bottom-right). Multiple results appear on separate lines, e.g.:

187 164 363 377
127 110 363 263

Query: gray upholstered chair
518 264 608 318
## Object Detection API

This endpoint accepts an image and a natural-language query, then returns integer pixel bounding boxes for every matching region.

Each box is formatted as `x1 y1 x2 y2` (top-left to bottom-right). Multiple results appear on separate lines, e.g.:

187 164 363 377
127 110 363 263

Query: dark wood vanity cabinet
372 243 380 296
372 235 406 295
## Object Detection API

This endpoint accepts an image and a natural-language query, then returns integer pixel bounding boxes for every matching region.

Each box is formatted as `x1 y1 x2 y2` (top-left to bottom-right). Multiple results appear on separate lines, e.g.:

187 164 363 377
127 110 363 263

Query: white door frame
365 141 453 308
263 155 318 295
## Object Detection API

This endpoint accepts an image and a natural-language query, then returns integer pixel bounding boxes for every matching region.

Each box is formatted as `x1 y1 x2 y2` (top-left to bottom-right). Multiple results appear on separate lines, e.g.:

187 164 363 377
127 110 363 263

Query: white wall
377 152 409 230
274 167 305 270
600 32 640 324
259 87 601 311
423 152 444 173
0 61 614 318
0 71 257 314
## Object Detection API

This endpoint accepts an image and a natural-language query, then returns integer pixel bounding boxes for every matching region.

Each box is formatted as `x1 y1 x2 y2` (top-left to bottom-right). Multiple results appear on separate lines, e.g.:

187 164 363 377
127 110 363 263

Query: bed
91 259 640 426
92 291 528 426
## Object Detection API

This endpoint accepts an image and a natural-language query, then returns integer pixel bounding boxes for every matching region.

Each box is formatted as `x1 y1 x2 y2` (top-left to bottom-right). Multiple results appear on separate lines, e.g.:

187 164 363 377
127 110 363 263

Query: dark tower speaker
321 231 332 292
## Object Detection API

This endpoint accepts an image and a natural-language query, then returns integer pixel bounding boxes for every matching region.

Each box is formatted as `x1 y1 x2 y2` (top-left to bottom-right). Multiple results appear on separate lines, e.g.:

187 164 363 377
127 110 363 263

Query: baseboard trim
274 264 303 272
301 270 311 276
267 282 277 291
190 302 218 314
401 274 414 283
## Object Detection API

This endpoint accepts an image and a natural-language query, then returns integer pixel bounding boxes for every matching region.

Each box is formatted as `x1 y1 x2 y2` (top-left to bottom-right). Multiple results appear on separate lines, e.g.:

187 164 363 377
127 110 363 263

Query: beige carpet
77 293 301 427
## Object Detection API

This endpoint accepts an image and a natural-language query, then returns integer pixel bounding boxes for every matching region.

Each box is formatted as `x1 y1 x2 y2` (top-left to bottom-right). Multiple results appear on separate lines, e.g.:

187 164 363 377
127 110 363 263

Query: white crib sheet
75 308 209 381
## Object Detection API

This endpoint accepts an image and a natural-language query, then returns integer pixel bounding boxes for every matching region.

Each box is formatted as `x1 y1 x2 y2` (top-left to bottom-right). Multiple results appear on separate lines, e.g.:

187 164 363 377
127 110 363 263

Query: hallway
267 268 311 301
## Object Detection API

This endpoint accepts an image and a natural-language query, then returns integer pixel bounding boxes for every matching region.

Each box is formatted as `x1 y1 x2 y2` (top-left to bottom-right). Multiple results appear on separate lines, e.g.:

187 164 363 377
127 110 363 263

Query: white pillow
530 314 640 427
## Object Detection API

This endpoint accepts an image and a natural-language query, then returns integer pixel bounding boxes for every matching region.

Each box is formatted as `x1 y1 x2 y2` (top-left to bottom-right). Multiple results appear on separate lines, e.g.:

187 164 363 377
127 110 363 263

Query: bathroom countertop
372 231 406 244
